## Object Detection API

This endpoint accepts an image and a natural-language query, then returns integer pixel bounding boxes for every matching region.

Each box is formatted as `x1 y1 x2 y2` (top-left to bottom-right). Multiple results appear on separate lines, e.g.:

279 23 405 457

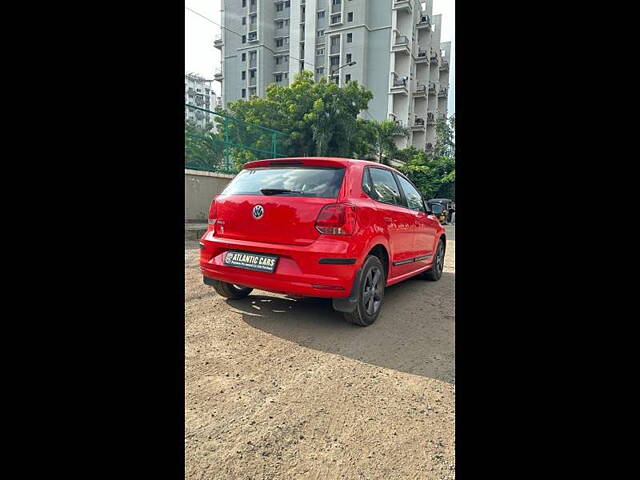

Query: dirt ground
185 226 455 479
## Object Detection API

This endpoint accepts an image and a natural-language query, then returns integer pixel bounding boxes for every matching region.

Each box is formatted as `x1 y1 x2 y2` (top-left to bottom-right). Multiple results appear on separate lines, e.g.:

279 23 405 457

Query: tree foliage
397 116 456 200
221 71 374 158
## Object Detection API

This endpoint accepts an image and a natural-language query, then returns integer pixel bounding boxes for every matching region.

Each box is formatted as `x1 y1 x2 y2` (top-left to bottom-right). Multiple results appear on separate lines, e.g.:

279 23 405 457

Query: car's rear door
366 167 416 278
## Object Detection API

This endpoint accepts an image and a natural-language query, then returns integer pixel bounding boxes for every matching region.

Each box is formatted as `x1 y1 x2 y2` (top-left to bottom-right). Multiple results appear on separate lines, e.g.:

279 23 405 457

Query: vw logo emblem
252 205 264 219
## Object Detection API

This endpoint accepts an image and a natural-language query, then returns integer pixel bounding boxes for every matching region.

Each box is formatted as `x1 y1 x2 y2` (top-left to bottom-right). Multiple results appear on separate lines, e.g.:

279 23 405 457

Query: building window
242 0 246 7
242 88 246 98
242 17 246 25
276 38 283 47
346 53 352 63
347 33 352 42
317 29 324 37
317 48 324 55
345 74 351 82
316 67 324 74
318 11 325 19
242 71 246 80
300 61 304 71
285 1 290 7
242 35 246 43
250 70 256 78
348 12 353 22
276 3 283 12
275 73 283 82
242 52 246 61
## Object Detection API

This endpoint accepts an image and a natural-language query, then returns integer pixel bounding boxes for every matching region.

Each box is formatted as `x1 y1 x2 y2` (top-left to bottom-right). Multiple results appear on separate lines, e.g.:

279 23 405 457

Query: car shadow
226 272 455 383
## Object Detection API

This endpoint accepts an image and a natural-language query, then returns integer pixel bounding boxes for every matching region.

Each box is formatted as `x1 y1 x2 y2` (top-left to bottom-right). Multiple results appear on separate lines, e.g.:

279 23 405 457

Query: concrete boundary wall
185 169 235 222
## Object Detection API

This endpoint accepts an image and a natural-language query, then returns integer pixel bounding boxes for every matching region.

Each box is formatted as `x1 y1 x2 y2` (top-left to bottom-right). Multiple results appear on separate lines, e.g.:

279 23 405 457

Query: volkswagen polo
200 157 446 326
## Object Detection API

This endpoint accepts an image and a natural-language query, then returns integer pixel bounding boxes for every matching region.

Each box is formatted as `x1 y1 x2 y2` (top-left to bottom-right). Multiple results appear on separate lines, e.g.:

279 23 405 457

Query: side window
368 168 403 206
396 175 426 212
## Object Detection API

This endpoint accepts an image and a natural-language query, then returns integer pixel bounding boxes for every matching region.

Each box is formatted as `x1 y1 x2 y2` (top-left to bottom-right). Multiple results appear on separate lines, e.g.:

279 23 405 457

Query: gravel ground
185 226 455 479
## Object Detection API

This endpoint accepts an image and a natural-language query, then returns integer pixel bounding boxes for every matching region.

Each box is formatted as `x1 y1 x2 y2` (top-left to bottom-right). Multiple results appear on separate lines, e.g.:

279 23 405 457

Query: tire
421 239 445 281
342 255 386 327
211 280 253 299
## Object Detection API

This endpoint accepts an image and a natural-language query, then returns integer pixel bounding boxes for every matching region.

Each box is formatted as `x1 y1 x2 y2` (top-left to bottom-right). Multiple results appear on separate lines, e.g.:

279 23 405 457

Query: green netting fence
185 104 290 174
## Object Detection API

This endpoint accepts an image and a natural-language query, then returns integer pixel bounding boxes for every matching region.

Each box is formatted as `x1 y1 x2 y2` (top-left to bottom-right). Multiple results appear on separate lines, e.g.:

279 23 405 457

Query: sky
185 0 454 114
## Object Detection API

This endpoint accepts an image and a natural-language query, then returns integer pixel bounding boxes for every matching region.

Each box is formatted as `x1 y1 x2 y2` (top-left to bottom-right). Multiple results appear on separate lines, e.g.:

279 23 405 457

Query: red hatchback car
200 157 446 326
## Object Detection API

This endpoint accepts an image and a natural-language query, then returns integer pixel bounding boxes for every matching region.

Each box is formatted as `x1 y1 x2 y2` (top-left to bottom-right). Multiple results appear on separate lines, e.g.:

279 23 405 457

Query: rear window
222 167 345 198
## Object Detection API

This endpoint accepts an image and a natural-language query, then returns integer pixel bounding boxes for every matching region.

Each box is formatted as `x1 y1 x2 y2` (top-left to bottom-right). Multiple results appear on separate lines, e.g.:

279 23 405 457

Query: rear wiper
260 188 303 195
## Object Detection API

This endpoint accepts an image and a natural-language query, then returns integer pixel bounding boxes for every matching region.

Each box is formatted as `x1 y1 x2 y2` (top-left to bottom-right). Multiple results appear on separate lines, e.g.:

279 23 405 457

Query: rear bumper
199 230 361 298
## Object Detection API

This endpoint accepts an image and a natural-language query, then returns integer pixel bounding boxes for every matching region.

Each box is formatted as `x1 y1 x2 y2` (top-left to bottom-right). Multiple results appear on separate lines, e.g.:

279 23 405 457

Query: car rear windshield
221 166 345 198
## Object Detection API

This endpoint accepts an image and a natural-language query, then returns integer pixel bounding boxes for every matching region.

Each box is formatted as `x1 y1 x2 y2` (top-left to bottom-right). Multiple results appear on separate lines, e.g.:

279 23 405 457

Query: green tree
219 71 376 159
184 120 224 171
397 115 455 200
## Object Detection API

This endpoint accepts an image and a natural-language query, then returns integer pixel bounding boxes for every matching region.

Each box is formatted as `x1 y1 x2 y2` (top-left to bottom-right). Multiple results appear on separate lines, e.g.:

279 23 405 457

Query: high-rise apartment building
185 73 218 129
215 0 451 153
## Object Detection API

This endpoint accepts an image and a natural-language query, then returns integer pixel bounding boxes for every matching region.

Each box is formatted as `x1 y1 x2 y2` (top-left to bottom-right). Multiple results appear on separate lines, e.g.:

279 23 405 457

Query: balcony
415 48 428 63
274 7 289 19
388 113 405 133
214 69 223 82
411 116 426 131
248 71 257 87
331 0 342 14
413 83 427 97
213 34 223 49
430 49 439 65
390 72 409 94
392 0 412 12
275 39 289 51
274 28 288 37
249 1 257 14
392 32 410 55
330 13 342 26
428 81 437 95
417 14 431 30
249 56 257 68
440 58 450 71
248 31 258 42
426 112 435 125
438 87 448 98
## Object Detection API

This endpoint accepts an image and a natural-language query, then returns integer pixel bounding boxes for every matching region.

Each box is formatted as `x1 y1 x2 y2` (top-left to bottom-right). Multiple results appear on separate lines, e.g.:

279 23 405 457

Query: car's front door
395 174 438 268
366 167 416 278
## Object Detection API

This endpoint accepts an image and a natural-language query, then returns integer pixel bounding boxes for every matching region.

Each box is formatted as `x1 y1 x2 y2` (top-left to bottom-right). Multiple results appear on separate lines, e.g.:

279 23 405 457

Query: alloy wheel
363 266 383 316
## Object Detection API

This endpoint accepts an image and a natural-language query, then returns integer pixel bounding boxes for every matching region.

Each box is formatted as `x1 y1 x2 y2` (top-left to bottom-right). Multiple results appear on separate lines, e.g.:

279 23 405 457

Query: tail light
315 203 357 235
207 198 217 233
